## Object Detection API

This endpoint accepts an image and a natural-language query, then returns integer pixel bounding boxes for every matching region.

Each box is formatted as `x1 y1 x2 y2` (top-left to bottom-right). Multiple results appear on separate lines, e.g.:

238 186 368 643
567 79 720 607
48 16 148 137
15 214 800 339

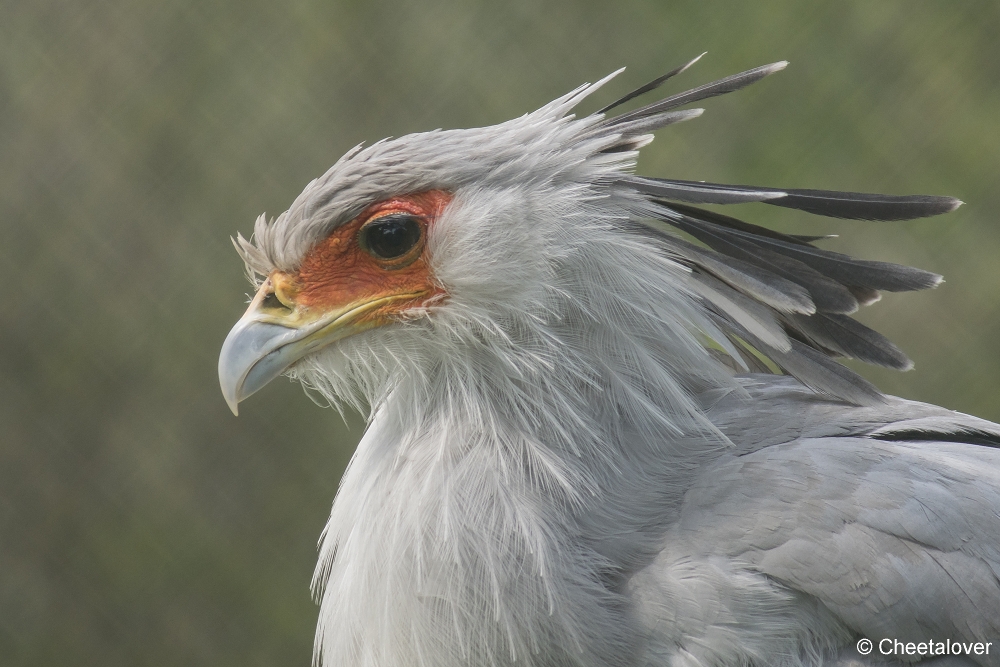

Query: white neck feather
306 218 740 665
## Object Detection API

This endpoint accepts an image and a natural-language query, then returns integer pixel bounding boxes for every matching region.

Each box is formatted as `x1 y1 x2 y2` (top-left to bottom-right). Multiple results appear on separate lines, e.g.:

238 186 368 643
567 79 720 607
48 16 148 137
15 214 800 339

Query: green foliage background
2 1 998 664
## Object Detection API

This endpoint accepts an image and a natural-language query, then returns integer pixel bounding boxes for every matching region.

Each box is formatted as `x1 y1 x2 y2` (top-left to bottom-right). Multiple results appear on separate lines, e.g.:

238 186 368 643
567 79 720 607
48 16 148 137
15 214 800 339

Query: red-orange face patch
276 190 453 320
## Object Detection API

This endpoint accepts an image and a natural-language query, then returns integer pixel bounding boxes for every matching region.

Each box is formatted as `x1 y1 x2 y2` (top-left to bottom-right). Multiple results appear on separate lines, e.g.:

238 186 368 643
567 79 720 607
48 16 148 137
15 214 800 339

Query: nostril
261 291 289 311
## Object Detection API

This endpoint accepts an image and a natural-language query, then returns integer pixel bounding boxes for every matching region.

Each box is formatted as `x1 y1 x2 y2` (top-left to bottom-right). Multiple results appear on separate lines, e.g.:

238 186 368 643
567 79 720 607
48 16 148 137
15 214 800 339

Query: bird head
218 74 656 417
220 57 957 424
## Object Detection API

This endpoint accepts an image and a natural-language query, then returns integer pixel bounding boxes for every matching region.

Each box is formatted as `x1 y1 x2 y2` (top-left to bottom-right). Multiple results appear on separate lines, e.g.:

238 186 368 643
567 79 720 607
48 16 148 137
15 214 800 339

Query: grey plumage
218 54 998 667
634 377 1000 666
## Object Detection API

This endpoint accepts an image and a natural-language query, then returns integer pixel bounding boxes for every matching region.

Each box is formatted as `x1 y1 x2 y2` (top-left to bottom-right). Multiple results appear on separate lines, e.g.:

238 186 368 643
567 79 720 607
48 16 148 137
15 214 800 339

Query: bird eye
358 213 424 265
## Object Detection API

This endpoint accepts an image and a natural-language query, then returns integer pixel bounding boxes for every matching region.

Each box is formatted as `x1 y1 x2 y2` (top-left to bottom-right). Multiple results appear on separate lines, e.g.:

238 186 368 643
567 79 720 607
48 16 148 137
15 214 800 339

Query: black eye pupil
361 214 422 260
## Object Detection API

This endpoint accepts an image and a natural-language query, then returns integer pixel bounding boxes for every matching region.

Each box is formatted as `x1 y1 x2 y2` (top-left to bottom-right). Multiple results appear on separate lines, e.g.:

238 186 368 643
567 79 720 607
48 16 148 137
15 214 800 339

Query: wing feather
683 382 1000 655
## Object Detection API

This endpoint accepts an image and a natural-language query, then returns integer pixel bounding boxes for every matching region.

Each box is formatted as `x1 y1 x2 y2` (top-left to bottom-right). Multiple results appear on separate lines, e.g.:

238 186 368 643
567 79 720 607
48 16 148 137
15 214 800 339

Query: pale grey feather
645 376 1000 667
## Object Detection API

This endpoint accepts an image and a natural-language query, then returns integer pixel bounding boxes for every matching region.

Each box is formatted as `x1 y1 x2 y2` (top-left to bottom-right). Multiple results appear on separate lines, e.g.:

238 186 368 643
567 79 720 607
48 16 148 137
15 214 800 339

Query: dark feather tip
597 53 706 115
766 191 963 221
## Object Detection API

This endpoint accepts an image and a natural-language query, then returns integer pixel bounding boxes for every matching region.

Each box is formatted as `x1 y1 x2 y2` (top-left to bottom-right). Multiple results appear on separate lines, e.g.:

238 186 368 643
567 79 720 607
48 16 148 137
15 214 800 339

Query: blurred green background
2 0 998 664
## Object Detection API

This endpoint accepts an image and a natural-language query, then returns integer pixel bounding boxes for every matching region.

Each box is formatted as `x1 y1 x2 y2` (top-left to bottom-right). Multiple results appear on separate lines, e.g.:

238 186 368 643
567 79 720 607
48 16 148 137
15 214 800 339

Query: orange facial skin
269 190 453 327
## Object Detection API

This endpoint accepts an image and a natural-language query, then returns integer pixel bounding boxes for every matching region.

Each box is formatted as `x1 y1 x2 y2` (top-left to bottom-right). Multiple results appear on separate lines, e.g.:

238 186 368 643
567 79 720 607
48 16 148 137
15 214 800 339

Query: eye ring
358 213 425 268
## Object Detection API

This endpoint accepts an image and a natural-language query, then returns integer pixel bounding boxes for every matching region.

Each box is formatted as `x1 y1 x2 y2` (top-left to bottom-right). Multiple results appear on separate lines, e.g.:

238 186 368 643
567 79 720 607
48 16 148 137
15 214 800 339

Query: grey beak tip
219 319 301 416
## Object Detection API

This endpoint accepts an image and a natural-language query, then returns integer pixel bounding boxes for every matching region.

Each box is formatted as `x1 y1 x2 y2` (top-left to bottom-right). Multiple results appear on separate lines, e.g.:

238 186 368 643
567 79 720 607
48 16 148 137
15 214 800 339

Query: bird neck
311 314 733 666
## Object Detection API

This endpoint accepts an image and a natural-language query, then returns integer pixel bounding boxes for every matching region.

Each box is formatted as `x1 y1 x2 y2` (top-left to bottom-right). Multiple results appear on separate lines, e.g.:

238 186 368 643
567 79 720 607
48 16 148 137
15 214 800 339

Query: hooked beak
218 276 418 415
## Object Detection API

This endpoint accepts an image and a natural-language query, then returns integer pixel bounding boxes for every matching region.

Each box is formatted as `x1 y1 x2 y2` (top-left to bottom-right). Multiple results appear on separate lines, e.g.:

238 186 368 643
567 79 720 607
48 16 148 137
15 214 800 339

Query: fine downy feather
229 55 980 667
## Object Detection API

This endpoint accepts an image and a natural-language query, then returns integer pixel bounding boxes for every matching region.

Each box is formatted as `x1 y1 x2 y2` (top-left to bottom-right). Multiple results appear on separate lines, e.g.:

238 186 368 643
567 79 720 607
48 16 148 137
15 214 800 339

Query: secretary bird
218 55 1000 667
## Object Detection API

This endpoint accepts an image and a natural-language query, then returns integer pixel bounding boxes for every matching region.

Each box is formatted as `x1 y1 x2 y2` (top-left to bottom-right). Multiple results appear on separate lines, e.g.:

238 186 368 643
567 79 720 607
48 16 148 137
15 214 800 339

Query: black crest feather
590 56 960 403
